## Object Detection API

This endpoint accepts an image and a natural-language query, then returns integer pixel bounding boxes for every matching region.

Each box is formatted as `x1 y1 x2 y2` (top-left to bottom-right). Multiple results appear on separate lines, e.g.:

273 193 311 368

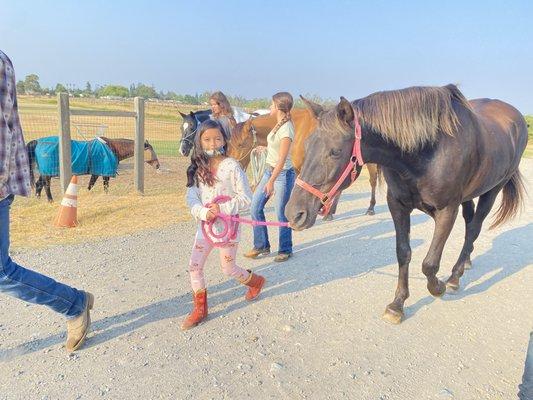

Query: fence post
134 97 145 194
58 92 72 193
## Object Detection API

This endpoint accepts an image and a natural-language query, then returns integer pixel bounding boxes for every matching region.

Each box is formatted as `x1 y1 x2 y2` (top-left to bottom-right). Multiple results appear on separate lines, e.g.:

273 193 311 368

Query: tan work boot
66 291 94 352
274 253 292 262
243 247 270 259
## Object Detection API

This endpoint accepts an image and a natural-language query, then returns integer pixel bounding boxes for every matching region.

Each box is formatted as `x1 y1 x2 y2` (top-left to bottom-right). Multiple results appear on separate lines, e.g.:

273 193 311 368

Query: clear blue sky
2 0 532 113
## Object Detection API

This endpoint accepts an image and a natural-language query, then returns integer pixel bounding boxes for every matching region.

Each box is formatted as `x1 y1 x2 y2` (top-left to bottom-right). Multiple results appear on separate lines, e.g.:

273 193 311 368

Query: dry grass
11 157 191 249
12 96 202 249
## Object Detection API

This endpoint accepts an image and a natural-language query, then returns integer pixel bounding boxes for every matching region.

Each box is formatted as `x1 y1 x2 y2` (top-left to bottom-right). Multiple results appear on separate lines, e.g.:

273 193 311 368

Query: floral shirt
186 157 252 243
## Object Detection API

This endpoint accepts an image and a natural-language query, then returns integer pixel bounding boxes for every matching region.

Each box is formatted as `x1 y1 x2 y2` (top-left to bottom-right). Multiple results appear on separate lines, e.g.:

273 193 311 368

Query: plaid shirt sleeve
0 50 31 198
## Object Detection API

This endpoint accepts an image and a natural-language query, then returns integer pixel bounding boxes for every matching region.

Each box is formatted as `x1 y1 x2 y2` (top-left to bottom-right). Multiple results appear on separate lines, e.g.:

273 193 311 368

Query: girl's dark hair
186 119 229 187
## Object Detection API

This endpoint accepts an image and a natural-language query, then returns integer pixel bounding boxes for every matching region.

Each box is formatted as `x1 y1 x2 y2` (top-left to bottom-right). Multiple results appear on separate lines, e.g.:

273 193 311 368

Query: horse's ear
336 97 354 126
178 111 187 118
300 95 324 119
189 111 194 117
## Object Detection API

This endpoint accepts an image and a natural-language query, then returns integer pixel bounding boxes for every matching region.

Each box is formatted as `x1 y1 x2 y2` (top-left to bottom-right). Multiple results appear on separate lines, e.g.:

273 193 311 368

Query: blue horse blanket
35 136 118 177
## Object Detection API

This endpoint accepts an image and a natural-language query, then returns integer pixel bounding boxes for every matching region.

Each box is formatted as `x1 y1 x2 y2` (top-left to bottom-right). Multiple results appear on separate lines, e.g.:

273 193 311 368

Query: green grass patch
149 140 180 157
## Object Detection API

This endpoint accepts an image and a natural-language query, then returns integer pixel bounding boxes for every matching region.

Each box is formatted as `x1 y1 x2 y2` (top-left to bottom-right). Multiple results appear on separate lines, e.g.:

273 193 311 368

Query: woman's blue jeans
0 195 85 318
250 168 295 254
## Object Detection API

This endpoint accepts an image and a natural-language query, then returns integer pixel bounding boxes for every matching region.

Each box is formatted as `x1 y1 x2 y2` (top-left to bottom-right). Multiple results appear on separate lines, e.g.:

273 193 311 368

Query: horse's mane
321 84 472 153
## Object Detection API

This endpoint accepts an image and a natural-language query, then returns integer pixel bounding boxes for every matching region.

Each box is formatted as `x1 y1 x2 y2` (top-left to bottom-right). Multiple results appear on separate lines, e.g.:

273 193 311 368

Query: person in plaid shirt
0 50 94 352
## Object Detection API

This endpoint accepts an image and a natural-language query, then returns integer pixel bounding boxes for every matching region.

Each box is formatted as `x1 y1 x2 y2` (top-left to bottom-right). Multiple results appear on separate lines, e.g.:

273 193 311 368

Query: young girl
245 92 296 262
183 119 265 330
209 91 237 138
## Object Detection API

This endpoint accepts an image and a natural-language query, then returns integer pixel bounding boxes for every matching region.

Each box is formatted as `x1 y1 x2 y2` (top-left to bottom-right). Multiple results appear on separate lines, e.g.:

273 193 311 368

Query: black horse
178 108 265 156
178 110 212 156
27 137 160 202
286 85 528 324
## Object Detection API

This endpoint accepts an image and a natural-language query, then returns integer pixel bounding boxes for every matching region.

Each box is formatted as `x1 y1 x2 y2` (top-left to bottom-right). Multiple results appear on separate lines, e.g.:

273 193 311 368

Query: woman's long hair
186 119 229 187
271 92 293 134
210 91 236 129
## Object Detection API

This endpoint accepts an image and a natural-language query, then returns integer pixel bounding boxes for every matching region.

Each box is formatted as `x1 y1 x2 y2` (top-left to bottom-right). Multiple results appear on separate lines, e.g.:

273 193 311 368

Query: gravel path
1 159 532 400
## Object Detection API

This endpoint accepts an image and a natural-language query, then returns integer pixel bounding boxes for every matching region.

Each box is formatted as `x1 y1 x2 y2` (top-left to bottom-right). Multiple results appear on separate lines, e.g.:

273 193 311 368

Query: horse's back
453 98 528 200
469 98 528 162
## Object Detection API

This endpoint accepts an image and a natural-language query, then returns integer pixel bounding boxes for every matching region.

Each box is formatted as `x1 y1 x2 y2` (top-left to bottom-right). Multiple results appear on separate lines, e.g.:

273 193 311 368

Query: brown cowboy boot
181 289 208 330
243 270 266 301
66 291 94 352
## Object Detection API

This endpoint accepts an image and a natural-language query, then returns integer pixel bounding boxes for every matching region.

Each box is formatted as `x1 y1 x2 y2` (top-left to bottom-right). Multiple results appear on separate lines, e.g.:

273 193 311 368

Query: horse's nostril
294 211 307 225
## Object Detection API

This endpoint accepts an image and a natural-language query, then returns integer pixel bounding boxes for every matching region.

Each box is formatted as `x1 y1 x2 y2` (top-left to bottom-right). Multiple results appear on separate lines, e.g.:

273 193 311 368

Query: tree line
15 74 334 109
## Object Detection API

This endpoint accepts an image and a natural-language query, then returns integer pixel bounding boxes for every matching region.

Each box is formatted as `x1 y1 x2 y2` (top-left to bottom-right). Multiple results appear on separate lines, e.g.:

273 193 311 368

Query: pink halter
201 195 290 248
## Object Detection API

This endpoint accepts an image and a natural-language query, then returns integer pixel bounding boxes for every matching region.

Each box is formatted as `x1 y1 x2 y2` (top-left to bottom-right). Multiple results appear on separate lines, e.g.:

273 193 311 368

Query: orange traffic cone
54 175 79 227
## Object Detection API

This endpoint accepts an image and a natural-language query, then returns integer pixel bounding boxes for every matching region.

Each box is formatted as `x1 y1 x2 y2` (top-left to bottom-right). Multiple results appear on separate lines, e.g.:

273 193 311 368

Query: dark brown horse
227 108 381 217
28 137 160 202
286 84 527 324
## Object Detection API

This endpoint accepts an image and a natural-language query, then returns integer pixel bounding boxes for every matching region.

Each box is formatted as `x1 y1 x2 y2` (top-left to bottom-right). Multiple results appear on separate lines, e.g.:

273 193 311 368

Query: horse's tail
490 170 526 229
26 140 38 188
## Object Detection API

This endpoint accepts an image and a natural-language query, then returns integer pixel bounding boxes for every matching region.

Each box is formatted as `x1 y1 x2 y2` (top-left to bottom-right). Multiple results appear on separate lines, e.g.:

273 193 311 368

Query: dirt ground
0 159 531 400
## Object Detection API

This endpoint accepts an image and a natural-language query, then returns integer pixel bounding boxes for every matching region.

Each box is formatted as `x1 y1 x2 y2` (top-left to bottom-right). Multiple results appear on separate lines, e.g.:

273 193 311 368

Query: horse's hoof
446 281 460 294
365 209 375 216
383 306 403 324
464 259 472 270
428 280 446 297
322 214 333 221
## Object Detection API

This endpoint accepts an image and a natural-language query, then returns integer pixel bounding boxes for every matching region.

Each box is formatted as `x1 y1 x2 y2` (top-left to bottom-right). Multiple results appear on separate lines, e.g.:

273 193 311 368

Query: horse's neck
107 140 134 161
253 116 277 145
361 132 429 181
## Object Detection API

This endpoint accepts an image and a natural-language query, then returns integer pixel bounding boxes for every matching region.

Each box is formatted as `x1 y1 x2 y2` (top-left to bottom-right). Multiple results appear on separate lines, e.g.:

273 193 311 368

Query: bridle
179 116 201 149
294 110 364 216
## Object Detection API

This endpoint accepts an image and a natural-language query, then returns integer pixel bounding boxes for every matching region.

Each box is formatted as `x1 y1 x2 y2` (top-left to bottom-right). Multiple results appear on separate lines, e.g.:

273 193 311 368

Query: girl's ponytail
271 92 294 134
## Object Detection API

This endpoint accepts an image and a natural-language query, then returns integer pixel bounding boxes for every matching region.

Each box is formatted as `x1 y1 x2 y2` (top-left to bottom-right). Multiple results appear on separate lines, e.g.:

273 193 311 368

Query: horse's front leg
35 175 43 198
87 174 98 191
422 205 459 297
366 164 378 215
45 176 53 202
103 176 110 193
383 192 413 324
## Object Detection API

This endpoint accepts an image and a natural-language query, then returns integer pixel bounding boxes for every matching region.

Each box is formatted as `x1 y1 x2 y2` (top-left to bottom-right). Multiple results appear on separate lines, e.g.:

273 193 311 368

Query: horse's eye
330 148 342 157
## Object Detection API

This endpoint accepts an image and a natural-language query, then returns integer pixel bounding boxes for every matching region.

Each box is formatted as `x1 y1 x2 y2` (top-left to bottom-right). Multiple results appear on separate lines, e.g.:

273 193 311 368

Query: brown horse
227 107 381 216
86 137 161 192
28 137 160 202
285 84 527 324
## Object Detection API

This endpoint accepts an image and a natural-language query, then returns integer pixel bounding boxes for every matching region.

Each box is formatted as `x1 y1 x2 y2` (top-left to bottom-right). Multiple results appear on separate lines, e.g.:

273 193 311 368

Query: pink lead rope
201 195 290 248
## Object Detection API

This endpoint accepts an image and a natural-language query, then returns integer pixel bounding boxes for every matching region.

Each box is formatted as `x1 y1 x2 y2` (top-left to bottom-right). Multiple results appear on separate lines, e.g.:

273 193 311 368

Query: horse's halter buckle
295 108 364 216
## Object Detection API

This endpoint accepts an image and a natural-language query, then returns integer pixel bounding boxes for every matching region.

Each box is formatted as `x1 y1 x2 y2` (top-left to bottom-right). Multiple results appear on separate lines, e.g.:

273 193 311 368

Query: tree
183 94 199 105
55 83 68 93
24 74 41 94
16 81 26 94
132 83 158 99
85 81 92 95
98 85 130 97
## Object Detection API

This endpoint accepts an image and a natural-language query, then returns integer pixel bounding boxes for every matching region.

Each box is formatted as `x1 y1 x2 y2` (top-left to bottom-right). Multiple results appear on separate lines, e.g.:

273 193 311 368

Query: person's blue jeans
0 195 85 318
519 331 533 399
250 167 295 254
